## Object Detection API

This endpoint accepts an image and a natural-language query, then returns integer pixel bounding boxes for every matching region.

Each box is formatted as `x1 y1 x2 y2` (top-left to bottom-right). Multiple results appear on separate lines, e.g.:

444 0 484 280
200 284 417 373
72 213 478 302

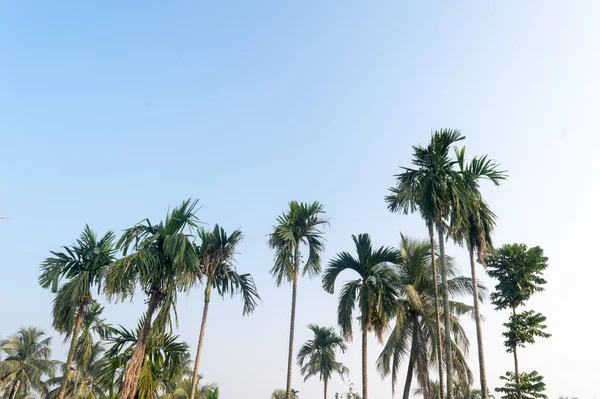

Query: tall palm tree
387 129 468 399
297 324 348 399
105 199 200 399
377 236 485 399
450 149 506 399
38 226 116 399
268 201 328 399
96 324 189 399
189 225 259 399
0 328 57 399
322 234 401 399
386 189 445 399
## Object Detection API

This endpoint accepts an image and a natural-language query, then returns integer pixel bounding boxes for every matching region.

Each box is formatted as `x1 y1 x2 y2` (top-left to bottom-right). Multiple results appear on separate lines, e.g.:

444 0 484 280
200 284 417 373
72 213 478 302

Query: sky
1 1 599 398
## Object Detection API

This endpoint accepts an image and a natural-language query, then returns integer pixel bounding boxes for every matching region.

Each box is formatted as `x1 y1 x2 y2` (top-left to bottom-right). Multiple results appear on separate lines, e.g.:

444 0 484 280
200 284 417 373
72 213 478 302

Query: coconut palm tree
449 150 506 399
0 328 57 399
271 389 298 399
386 129 469 399
322 233 401 399
46 342 107 399
377 236 485 399
38 226 116 399
386 170 445 399
268 201 327 399
189 225 259 399
96 323 189 399
105 199 200 399
297 324 348 399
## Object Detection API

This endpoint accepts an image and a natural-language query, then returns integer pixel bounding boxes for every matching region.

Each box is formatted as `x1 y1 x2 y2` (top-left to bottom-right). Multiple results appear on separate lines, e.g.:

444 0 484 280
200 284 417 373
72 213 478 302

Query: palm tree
268 201 328 399
272 389 298 399
386 129 468 399
0 328 57 399
449 150 506 399
387 171 445 399
105 199 200 399
47 342 107 399
377 236 485 399
322 234 401 399
189 225 259 399
297 325 348 399
39 226 116 399
97 324 189 399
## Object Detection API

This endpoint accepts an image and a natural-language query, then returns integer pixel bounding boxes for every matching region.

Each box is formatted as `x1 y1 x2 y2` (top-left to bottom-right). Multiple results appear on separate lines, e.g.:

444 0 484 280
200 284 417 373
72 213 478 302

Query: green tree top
485 244 548 310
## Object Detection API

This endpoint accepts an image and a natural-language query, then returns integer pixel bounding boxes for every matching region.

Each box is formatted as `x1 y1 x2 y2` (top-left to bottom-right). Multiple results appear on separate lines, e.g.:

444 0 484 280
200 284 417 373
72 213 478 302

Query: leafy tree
486 244 550 399
189 225 259 399
496 371 547 399
386 129 469 399
322 233 401 399
39 226 116 399
268 201 327 399
297 325 348 399
105 199 200 399
377 236 483 399
449 147 506 399
0 328 57 399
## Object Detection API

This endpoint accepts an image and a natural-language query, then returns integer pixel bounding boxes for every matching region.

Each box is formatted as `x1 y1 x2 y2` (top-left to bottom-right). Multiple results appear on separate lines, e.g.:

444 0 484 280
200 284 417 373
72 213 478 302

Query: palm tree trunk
285 262 299 399
402 316 419 399
324 377 328 399
468 246 488 399
362 327 368 399
9 380 21 399
512 306 521 399
436 218 453 399
190 282 212 399
190 284 212 399
118 290 161 399
429 224 446 399
58 303 86 399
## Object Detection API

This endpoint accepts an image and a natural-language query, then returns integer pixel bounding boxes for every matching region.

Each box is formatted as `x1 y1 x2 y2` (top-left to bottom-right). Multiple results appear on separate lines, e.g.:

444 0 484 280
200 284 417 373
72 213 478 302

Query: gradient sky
1 1 599 398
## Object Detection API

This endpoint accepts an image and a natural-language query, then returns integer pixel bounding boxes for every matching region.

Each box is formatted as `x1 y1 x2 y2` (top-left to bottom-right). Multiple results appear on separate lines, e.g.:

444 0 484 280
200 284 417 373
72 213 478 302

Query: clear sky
1 1 599 398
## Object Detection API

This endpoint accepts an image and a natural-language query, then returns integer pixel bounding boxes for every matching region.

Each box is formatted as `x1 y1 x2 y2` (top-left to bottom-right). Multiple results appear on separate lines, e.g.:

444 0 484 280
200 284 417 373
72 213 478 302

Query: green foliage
496 371 547 399
0 328 57 397
96 323 189 399
268 201 328 284
322 233 401 341
377 236 483 394
105 199 201 333
196 225 259 314
297 324 348 384
486 244 548 310
502 311 550 352
39 225 116 335
271 389 298 399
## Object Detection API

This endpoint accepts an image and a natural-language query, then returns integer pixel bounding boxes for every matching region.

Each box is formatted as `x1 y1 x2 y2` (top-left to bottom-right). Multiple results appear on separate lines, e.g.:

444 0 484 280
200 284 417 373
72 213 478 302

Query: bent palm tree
105 199 200 399
38 226 115 399
297 324 348 399
322 234 401 399
0 328 57 399
189 225 259 399
377 236 485 399
268 201 327 399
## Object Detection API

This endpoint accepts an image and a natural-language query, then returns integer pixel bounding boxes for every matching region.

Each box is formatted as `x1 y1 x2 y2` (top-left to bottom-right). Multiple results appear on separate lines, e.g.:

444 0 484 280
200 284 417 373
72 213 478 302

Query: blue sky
1 1 599 398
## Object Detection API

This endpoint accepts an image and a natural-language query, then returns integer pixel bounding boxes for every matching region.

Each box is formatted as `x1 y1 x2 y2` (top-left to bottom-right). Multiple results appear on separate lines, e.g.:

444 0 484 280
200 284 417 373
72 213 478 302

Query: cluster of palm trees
270 129 506 399
2 201 259 399
1 128 508 399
